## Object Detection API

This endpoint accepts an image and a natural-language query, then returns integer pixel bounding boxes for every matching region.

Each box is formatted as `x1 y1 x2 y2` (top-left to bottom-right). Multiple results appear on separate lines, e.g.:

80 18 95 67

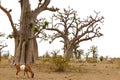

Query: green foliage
44 21 49 26
7 34 13 39
43 21 49 29
29 22 34 27
40 51 70 72
51 55 69 72
32 27 39 33
39 52 69 72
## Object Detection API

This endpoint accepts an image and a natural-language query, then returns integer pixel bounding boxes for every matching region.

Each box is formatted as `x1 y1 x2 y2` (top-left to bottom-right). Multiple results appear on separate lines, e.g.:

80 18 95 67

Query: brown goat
15 64 34 78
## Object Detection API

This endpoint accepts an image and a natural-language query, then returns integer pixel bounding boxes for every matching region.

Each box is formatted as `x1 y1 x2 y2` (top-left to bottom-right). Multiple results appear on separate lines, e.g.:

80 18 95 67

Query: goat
8 55 15 67
8 55 12 63
15 64 34 78
97 57 100 63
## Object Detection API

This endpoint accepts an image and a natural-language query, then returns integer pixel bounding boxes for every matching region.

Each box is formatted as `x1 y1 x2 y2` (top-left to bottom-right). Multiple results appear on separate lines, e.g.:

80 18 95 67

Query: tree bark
64 41 74 58
33 38 38 59
15 0 35 64
64 46 73 58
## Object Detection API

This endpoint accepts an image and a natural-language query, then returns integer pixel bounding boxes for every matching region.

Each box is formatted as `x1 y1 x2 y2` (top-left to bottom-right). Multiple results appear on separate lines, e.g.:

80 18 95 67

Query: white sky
0 0 120 57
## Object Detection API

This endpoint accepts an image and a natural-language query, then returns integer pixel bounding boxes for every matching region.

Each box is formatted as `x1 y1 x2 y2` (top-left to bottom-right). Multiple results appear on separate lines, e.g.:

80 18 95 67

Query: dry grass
1 58 120 80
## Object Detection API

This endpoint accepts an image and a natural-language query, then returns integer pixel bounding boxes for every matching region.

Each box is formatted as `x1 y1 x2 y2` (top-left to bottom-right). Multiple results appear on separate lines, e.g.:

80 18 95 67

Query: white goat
97 57 100 63
8 55 14 66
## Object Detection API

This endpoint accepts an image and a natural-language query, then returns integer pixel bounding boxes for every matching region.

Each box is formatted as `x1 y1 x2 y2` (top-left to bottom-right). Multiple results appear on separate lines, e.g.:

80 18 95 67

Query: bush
100 56 104 61
51 55 70 72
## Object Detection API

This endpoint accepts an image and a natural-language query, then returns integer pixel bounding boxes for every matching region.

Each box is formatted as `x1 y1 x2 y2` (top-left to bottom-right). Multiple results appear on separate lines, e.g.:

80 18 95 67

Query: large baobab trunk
0 0 58 64
33 38 38 59
64 48 73 58
64 41 74 58
15 0 35 64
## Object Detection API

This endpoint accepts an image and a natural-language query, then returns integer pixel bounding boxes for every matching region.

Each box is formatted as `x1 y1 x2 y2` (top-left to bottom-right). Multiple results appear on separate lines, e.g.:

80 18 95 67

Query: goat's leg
23 71 26 78
29 71 34 78
31 72 34 78
16 71 20 78
28 67 34 78
26 72 29 78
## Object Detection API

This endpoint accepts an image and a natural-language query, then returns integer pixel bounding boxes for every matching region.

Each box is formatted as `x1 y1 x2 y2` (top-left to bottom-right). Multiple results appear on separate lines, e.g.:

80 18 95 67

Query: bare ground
0 58 120 80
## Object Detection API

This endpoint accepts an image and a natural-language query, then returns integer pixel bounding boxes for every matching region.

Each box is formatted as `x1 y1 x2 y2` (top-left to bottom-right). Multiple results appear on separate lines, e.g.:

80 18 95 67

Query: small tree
89 45 98 59
73 45 84 59
0 32 7 61
45 7 104 58
85 51 90 61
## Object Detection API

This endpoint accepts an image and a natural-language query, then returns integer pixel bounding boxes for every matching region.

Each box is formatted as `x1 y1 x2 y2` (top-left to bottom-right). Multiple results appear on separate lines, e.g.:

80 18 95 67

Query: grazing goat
15 64 34 78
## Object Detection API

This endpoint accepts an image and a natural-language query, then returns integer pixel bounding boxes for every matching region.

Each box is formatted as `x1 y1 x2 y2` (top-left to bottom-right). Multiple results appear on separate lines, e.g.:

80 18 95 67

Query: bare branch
46 6 59 12
33 0 50 17
0 44 7 50
49 33 62 44
72 13 104 45
33 0 59 18
0 5 17 33
46 28 64 36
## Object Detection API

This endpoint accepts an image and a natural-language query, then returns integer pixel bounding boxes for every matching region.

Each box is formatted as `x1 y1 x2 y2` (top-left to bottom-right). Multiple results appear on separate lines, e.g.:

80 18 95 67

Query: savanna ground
1 58 120 80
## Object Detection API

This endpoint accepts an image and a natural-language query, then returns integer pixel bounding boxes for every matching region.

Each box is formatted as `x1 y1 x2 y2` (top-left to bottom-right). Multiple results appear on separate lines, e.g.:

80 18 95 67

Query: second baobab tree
45 7 104 58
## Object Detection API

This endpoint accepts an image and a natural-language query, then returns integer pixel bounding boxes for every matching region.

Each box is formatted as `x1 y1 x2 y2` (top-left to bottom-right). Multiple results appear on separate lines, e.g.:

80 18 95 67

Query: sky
0 0 120 57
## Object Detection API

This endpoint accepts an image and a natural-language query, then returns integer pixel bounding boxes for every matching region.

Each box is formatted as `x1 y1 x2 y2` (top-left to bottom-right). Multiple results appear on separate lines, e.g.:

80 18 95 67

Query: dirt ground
1 58 120 80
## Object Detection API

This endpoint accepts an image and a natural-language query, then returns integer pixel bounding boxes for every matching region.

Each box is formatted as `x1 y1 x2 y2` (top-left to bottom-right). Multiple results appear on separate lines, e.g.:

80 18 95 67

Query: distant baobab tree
44 7 104 58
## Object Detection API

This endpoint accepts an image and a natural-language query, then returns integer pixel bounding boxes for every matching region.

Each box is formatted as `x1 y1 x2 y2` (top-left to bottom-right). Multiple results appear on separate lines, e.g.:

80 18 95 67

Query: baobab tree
0 0 58 64
88 45 98 59
45 7 104 58
72 44 84 59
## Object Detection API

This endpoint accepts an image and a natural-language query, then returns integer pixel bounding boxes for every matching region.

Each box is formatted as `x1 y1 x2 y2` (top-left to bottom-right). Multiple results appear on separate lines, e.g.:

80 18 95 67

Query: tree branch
0 44 7 50
72 14 104 45
46 28 64 36
33 0 50 17
33 0 59 18
0 5 18 34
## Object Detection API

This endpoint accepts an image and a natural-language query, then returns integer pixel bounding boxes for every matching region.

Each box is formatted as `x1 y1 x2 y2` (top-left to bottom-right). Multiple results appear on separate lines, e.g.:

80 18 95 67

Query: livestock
15 64 34 78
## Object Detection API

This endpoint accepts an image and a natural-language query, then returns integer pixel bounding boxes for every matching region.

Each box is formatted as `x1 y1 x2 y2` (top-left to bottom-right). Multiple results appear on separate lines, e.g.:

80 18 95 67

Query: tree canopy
43 7 104 58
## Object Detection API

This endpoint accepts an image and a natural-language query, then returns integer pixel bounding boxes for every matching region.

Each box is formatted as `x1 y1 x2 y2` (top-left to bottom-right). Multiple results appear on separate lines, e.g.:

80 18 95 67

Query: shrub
51 55 70 72
100 56 104 61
